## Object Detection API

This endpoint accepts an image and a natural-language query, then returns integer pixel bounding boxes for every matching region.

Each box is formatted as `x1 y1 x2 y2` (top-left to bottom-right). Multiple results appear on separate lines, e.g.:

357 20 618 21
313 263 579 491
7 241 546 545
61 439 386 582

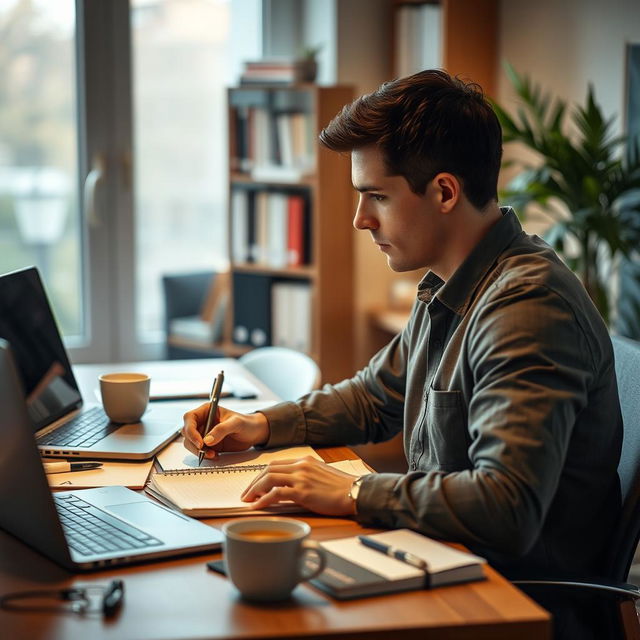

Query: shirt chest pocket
421 388 470 471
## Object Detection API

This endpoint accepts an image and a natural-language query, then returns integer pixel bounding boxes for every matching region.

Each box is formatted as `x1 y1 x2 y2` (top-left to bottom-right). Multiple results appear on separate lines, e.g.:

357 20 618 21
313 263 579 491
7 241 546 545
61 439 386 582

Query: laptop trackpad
107 501 190 528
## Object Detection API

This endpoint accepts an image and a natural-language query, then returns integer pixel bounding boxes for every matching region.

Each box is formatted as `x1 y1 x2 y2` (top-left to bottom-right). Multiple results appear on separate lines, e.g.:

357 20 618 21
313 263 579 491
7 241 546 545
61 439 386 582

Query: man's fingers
241 472 296 502
181 402 211 447
239 460 306 498
248 485 297 509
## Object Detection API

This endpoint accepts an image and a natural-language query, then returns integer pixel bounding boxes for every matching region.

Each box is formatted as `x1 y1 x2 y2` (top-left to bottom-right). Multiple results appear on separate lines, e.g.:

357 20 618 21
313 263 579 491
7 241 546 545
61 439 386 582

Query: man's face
351 145 447 274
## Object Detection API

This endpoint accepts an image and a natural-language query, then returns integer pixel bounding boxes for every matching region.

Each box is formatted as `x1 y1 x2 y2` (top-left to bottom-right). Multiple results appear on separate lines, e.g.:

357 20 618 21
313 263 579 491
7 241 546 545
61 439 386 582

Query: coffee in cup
99 372 150 423
222 517 325 601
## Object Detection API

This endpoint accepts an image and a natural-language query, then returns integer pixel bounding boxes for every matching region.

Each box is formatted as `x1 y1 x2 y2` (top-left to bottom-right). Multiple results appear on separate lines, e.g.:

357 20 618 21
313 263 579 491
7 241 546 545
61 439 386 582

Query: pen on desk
43 461 103 475
358 536 428 571
198 370 225 466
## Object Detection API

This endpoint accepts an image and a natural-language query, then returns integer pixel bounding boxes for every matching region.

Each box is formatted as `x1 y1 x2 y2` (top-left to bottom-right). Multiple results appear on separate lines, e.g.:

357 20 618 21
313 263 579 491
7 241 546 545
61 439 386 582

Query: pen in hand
43 461 103 475
358 536 428 571
198 370 225 466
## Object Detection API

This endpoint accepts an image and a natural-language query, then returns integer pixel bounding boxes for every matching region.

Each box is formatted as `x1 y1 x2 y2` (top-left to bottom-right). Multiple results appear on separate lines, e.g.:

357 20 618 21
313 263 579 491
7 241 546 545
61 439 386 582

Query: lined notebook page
150 466 264 510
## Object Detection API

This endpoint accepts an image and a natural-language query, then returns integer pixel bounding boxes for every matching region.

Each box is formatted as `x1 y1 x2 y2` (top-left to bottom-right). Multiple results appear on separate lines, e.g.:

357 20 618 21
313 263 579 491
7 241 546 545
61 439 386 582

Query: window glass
0 0 81 337
131 0 233 338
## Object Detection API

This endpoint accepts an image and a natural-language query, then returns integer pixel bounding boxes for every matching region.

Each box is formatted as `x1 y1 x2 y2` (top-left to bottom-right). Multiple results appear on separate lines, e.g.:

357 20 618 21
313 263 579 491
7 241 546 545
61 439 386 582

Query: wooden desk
0 361 550 639
0 445 550 640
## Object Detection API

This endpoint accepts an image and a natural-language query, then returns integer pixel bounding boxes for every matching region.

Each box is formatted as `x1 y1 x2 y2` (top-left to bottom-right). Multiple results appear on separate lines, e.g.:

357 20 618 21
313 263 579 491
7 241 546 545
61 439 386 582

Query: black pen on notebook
358 536 428 571
43 461 103 475
198 370 224 466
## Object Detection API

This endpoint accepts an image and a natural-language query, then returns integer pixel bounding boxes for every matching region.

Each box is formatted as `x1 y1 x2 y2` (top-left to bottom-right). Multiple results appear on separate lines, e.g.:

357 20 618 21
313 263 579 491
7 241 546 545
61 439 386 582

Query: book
146 444 371 517
311 529 486 599
231 189 250 263
267 192 288 268
287 194 305 266
270 280 312 352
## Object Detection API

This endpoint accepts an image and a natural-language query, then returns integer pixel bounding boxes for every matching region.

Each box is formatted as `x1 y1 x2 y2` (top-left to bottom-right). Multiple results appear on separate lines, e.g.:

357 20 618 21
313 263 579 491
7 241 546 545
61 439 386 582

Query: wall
499 0 640 135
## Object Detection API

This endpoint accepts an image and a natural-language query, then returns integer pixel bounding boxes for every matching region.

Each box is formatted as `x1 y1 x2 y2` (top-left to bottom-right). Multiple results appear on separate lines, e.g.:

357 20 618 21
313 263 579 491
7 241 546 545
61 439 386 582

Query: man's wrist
253 411 270 447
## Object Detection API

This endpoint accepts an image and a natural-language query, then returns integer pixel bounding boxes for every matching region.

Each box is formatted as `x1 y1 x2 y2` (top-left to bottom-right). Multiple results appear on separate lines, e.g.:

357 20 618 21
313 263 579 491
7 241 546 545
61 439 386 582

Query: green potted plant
295 44 322 83
492 62 640 327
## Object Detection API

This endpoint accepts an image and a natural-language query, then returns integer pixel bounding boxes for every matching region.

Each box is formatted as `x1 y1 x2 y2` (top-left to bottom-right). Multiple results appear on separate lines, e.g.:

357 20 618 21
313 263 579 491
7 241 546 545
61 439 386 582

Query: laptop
0 266 180 460
0 339 223 570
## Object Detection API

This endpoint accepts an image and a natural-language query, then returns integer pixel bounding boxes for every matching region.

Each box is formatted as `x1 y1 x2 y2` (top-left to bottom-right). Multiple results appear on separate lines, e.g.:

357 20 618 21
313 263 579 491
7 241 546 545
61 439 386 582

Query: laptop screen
0 267 82 431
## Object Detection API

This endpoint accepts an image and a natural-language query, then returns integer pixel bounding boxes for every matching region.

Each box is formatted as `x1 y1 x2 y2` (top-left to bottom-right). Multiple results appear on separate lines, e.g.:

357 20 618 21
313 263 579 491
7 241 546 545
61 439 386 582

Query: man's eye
370 194 385 202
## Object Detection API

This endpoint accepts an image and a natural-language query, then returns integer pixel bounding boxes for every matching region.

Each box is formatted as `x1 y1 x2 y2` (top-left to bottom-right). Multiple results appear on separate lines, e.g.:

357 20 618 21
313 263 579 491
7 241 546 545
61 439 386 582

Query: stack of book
240 59 298 85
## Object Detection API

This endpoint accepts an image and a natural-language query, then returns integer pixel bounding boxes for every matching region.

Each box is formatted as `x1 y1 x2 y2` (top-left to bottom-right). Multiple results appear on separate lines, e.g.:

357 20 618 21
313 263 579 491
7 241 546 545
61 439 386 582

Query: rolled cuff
354 472 405 528
258 401 307 448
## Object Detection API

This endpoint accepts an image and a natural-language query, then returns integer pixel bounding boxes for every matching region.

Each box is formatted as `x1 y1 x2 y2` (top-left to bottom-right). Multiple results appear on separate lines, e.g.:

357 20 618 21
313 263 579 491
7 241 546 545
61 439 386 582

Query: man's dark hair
319 69 502 210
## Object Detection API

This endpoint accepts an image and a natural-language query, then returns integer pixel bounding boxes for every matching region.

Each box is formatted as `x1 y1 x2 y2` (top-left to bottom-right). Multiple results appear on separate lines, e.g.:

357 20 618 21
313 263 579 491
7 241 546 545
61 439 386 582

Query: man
182 70 622 582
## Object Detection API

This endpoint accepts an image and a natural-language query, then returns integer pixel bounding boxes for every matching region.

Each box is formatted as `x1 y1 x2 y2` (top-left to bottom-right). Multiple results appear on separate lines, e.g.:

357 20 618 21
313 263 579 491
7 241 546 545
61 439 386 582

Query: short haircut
319 69 502 210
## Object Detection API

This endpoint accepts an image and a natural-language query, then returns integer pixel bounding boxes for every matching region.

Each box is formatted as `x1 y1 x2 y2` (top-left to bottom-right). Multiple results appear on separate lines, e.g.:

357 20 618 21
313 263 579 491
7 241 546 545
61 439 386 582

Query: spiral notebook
146 443 371 517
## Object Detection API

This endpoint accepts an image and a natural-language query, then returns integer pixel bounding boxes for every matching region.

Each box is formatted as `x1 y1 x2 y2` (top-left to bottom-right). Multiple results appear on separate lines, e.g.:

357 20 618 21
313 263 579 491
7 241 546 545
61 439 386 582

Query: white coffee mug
222 517 326 601
99 373 150 423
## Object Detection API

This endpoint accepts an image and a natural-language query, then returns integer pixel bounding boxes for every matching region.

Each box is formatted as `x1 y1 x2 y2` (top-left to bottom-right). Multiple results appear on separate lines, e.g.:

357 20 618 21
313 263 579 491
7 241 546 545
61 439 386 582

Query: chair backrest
606 335 640 580
238 347 320 402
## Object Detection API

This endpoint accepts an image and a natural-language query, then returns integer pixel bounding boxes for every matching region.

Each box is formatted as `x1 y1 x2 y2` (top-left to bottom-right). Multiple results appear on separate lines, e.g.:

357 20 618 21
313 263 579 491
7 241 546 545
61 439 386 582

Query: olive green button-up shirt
261 208 622 579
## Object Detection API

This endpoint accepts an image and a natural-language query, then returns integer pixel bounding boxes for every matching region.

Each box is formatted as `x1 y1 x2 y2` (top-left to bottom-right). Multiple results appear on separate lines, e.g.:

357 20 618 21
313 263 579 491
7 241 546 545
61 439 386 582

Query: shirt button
410 461 417 470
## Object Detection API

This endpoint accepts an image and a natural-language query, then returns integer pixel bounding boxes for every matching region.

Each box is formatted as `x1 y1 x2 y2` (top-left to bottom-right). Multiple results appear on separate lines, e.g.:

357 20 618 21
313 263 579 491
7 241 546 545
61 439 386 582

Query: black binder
232 273 272 347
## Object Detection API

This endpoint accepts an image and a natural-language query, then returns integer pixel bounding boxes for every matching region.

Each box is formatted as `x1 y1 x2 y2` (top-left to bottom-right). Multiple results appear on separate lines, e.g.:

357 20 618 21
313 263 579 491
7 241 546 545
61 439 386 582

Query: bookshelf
392 0 498 97
226 85 355 384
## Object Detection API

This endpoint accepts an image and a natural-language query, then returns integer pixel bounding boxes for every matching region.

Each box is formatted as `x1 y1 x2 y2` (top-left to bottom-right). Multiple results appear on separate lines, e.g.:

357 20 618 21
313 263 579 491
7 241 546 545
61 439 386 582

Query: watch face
349 476 363 500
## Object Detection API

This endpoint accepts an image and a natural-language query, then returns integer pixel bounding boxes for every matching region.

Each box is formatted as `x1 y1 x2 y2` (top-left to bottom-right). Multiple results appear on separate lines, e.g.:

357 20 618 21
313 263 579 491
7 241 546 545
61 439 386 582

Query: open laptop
0 267 180 460
0 339 223 570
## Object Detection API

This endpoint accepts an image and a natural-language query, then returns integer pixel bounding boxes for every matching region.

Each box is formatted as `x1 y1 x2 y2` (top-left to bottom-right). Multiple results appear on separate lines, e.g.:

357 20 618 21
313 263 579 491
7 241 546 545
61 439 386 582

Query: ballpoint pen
43 461 103 475
358 536 428 571
198 370 225 466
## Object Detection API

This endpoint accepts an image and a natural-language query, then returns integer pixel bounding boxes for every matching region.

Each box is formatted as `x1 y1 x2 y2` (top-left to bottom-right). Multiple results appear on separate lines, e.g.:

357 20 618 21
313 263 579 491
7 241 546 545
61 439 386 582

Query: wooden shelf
229 172 316 188
232 263 317 280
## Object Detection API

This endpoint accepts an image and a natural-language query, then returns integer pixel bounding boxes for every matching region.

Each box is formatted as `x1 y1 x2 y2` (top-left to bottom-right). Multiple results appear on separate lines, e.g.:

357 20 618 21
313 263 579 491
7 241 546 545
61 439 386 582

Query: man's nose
353 197 378 231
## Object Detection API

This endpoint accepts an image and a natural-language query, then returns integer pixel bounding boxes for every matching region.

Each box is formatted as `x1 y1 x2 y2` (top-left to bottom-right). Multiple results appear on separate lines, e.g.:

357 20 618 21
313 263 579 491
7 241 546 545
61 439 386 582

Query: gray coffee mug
222 517 325 601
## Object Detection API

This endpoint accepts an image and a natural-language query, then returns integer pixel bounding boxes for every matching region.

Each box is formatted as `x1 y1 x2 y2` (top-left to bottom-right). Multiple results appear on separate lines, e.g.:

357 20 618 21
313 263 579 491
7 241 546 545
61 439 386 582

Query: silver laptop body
0 339 223 570
0 267 179 460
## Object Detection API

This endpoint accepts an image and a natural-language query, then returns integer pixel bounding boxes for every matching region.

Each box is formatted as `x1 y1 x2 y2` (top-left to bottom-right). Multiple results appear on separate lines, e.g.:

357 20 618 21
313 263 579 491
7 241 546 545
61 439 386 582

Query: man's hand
181 404 270 459
240 456 358 516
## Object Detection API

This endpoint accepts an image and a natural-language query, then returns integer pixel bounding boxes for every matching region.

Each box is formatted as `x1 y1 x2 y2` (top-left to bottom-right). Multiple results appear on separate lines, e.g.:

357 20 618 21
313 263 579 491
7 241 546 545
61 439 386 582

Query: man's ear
433 173 461 213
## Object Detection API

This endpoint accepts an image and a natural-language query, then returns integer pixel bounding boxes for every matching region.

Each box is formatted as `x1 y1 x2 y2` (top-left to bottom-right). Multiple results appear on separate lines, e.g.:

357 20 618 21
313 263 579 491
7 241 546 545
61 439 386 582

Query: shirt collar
417 207 523 314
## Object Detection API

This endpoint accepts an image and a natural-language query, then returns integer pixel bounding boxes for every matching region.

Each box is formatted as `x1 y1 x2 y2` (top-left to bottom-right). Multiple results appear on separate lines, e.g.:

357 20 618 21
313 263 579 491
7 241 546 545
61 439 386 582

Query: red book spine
287 195 305 267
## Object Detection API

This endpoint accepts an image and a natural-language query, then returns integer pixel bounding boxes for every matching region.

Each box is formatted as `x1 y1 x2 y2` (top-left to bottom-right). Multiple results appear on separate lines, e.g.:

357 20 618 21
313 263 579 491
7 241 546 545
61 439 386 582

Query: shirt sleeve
259 308 414 450
354 282 598 556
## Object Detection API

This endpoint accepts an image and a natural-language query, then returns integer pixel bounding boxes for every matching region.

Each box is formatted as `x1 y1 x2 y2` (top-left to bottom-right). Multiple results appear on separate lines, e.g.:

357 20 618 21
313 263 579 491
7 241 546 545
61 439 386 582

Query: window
0 0 261 362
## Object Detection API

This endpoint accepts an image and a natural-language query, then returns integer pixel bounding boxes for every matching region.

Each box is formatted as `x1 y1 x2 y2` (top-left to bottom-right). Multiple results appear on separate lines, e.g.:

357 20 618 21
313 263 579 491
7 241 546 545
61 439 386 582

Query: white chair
238 347 321 402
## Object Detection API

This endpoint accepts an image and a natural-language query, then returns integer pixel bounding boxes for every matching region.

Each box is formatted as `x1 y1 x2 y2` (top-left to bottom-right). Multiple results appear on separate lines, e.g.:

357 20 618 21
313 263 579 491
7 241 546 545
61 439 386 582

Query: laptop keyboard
37 406 120 448
54 494 164 556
